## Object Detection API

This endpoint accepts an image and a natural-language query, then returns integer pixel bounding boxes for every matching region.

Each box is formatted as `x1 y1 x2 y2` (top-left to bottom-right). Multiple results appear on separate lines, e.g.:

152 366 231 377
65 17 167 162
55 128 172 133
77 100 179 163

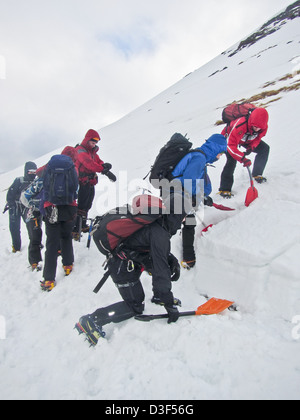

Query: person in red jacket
73 129 116 237
219 107 270 198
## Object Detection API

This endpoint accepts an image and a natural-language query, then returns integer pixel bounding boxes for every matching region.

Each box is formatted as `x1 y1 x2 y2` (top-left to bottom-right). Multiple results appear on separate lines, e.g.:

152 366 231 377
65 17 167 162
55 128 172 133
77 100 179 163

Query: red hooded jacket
222 108 269 162
76 129 104 185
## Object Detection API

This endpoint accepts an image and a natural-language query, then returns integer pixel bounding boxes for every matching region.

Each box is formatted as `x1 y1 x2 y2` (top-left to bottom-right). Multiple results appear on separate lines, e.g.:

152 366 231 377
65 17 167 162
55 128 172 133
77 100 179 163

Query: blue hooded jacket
172 134 227 197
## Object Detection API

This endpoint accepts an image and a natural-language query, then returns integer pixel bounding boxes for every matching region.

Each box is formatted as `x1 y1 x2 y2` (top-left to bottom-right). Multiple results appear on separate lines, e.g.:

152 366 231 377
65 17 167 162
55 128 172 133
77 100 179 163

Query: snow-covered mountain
0 2 299 400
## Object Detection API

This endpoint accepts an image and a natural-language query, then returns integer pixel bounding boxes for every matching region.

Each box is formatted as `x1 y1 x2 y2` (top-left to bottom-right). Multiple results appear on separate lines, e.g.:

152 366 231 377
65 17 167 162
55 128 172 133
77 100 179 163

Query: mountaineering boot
75 315 106 347
218 191 234 199
181 259 196 270
72 232 81 241
63 265 73 276
151 296 182 307
31 263 42 272
254 175 267 184
40 280 56 292
12 246 20 253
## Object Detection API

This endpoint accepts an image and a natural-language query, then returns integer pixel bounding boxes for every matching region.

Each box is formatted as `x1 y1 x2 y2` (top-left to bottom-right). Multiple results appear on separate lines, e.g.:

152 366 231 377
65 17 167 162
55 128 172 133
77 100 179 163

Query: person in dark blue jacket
172 134 227 268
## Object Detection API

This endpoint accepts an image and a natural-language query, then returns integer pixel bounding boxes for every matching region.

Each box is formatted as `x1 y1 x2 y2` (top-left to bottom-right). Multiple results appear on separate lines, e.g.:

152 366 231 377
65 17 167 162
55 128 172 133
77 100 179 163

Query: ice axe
135 297 234 322
245 167 258 207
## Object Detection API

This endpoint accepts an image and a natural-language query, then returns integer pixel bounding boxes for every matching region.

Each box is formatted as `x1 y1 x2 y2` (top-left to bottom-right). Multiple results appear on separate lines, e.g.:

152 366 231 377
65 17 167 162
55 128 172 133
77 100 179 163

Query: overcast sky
0 0 294 173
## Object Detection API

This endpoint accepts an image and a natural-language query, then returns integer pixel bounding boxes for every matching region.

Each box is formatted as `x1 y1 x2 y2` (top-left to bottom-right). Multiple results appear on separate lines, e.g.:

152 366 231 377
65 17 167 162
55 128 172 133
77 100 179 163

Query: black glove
105 171 117 182
168 253 180 282
102 163 112 175
204 196 213 207
164 305 180 324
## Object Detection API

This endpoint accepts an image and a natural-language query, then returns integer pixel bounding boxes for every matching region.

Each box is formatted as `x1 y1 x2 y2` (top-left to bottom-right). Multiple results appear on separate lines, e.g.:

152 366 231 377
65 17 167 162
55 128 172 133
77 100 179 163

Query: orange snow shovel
245 167 258 207
135 297 234 322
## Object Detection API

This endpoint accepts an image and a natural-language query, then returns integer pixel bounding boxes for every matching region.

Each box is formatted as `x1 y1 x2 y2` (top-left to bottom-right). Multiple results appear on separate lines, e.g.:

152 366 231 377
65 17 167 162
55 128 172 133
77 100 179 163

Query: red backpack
222 102 256 125
92 194 166 256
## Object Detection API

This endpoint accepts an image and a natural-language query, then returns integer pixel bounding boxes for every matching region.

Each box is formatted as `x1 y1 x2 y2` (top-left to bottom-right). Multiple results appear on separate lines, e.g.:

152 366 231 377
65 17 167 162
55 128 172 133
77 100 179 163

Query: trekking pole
86 218 94 249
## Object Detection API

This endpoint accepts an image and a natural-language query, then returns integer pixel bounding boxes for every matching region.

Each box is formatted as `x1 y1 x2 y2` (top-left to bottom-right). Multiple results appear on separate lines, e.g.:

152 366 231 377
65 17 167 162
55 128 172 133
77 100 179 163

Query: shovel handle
247 167 255 189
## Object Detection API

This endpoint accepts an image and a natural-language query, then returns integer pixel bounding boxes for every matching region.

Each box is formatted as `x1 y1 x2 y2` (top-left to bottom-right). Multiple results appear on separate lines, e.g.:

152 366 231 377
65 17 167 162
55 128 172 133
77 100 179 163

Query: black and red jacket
222 108 269 162
76 129 104 186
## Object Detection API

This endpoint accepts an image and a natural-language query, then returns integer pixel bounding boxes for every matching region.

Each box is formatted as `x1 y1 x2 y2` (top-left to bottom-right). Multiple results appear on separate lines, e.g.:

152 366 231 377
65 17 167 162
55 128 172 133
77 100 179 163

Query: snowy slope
0 5 300 400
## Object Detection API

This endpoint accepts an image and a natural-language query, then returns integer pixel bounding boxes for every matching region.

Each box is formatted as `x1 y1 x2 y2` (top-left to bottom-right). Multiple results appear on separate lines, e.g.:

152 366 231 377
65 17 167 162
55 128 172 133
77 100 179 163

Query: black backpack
92 194 165 256
147 133 193 188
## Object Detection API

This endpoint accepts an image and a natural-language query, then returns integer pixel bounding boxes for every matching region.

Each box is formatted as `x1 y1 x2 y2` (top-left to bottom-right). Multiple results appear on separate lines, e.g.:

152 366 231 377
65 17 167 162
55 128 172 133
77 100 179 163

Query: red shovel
245 167 258 207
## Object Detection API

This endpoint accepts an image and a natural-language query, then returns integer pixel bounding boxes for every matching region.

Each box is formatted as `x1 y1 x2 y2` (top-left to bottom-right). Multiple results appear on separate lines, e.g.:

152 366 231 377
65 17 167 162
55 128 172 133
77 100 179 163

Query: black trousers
182 214 196 262
9 206 43 265
74 183 95 231
91 222 175 328
91 256 145 327
220 140 270 192
43 217 75 281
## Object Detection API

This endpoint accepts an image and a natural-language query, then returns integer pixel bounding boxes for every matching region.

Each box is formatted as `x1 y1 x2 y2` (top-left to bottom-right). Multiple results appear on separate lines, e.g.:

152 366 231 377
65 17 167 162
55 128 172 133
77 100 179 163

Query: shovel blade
245 186 258 207
196 298 234 315
213 203 235 211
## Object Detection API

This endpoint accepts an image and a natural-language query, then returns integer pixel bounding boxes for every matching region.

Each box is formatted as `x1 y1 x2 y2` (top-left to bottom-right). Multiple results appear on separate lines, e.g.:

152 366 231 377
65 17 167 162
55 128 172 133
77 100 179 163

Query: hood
248 108 269 131
199 134 228 164
81 129 101 151
24 161 37 182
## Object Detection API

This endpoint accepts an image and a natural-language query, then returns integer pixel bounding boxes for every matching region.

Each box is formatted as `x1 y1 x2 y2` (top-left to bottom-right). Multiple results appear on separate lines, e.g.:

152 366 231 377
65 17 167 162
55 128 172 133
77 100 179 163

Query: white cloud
0 0 294 172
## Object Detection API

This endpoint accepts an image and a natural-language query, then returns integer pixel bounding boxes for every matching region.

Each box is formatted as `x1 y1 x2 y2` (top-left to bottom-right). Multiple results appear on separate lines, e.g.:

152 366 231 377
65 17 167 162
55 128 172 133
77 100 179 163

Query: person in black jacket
5 161 43 270
75 192 192 346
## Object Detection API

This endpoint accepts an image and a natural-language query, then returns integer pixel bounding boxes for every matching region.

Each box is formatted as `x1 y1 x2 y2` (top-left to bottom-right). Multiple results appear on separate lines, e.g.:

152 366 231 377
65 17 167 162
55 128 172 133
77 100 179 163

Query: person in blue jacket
171 134 227 268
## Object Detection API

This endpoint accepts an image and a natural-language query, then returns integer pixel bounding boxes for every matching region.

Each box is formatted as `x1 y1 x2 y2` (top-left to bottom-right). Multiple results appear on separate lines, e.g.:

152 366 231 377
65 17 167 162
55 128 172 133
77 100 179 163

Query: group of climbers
5 105 270 345
6 129 116 291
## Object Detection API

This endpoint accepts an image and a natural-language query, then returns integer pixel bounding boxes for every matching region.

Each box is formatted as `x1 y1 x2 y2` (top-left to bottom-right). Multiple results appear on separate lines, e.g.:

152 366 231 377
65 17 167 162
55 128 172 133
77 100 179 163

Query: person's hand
105 171 117 182
102 163 112 174
204 196 213 207
241 156 252 167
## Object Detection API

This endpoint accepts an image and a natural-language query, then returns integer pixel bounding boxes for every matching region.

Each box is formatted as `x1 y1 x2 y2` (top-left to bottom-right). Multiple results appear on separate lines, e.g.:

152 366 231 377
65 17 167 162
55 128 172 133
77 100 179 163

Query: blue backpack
43 155 78 205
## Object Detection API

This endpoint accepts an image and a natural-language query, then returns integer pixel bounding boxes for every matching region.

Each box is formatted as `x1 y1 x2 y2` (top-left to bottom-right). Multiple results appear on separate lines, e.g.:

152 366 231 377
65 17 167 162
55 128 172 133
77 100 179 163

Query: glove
204 196 213 207
244 148 252 156
102 163 112 175
168 253 180 282
241 156 252 167
164 304 180 324
105 171 117 182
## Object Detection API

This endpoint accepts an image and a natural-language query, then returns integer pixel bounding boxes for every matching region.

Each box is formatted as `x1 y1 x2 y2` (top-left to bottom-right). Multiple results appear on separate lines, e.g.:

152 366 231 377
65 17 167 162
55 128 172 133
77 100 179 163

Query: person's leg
25 214 43 266
9 207 21 251
182 214 196 268
43 220 60 281
60 219 74 267
219 152 237 192
252 141 270 177
75 258 144 345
